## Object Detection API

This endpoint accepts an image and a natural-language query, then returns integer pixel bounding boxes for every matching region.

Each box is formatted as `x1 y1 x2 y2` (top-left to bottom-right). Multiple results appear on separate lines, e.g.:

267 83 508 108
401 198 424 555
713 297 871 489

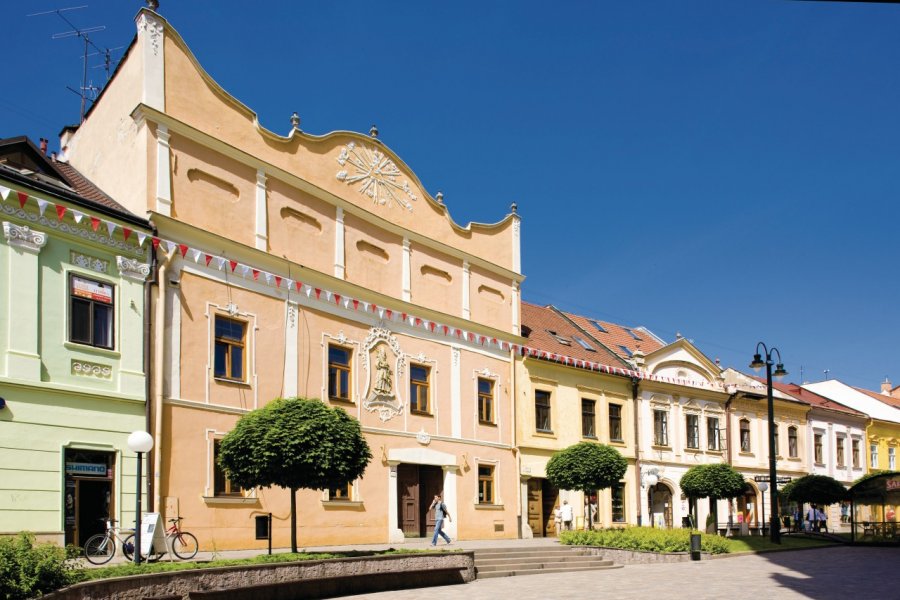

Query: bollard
690 532 701 561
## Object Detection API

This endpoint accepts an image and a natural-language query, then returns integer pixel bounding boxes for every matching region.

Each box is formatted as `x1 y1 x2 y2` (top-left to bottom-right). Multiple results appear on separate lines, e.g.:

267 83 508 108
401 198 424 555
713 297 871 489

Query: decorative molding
137 12 164 56
72 359 112 379
361 327 406 422
1 207 144 256
3 221 47 253
462 260 471 320
116 256 150 281
416 429 431 445
72 251 109 273
475 366 499 380
401 237 411 302
336 142 417 210
334 206 345 279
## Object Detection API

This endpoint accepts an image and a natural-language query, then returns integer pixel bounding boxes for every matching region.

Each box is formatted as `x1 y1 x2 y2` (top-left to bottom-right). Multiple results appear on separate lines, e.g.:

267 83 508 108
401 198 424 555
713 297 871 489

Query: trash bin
690 532 701 561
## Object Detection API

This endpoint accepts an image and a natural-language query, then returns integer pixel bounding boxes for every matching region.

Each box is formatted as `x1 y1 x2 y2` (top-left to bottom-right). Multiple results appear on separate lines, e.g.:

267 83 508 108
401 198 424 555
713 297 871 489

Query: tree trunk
710 497 718 535
290 486 298 553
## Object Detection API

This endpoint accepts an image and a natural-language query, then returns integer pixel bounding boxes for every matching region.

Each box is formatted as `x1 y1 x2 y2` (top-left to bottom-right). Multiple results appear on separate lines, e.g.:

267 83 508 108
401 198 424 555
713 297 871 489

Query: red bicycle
164 516 199 560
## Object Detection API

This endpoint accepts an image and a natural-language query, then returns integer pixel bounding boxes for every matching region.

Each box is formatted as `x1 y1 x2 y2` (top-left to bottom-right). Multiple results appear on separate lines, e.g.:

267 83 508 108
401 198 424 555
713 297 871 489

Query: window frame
327 344 353 402
608 404 623 442
653 409 669 447
707 416 720 451
814 433 824 464
68 273 115 350
852 439 861 469
739 418 751 453
581 398 597 438
870 443 879 469
890 447 896 471
836 436 846 468
788 426 798 458
327 482 354 502
535 390 552 433
611 483 626 523
477 377 495 424
685 413 700 449
213 438 243 498
478 464 495 505
214 315 247 382
409 363 431 414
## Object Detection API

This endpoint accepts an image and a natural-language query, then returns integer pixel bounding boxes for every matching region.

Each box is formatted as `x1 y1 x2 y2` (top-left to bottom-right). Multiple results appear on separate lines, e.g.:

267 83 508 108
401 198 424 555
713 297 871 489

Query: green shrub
559 527 731 555
0 532 82 599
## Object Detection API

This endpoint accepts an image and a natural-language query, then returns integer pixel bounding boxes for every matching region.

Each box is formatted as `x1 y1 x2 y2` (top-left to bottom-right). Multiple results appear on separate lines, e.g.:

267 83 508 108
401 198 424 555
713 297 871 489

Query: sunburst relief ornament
336 142 417 211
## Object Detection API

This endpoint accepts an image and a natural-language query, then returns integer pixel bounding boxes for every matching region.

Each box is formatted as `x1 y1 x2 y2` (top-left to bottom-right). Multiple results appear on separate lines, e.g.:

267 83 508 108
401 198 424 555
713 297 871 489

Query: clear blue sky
2 1 898 390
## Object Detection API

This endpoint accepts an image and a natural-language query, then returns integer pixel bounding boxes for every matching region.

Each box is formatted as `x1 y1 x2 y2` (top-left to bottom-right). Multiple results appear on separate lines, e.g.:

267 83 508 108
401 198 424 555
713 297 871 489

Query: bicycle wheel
83 534 115 565
123 534 164 562
171 531 199 560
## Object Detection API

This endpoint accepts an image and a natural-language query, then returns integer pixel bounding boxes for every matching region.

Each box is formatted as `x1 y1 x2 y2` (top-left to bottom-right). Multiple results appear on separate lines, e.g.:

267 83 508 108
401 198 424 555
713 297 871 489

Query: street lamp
758 481 769 537
127 431 154 564
750 343 787 544
644 468 659 527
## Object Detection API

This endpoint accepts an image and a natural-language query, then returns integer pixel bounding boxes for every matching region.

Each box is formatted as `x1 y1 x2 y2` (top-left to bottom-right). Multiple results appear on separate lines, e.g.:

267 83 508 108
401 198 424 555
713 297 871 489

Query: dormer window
589 320 607 333
624 328 642 341
546 330 571 346
618 345 633 357
572 336 596 351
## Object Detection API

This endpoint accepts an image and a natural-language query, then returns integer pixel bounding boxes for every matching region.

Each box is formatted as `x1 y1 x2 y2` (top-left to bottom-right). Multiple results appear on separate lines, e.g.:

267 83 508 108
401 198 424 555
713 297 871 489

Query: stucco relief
1 206 144 256
72 251 109 273
116 256 150 281
137 13 164 56
3 221 47 252
361 327 406 422
336 142 417 211
72 360 112 378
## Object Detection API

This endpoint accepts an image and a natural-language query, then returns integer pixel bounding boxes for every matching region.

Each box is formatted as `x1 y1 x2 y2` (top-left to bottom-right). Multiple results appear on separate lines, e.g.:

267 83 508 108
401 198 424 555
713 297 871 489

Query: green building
0 137 151 546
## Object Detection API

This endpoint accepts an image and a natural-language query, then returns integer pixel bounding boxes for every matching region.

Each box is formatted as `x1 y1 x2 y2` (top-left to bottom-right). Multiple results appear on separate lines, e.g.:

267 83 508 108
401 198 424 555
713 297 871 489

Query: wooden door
420 466 443 534
397 464 420 536
541 479 559 536
527 479 543 537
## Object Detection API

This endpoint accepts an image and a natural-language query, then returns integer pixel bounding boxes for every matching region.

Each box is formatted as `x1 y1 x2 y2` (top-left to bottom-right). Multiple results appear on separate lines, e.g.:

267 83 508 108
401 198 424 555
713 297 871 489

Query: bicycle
164 516 199 560
82 519 136 565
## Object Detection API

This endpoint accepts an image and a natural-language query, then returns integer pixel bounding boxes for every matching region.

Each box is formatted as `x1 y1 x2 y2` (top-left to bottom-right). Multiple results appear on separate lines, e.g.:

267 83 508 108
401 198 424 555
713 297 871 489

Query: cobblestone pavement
341 546 900 600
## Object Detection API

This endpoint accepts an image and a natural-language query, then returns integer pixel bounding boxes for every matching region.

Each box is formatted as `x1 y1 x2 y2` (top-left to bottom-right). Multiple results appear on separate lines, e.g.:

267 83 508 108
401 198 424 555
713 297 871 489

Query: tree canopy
546 442 627 529
218 397 372 551
679 463 745 500
781 474 847 506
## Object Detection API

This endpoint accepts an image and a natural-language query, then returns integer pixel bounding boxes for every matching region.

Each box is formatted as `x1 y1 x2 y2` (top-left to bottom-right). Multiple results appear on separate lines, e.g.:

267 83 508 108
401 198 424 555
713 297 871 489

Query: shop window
836 437 846 468
535 390 552 433
478 465 495 504
707 417 720 450
328 345 352 401
852 439 860 468
814 433 824 464
788 426 798 458
478 378 494 424
611 483 626 523
214 316 246 381
653 410 668 446
582 399 596 438
739 419 751 452
69 275 114 349
410 364 431 413
685 414 699 449
609 404 623 442
213 439 243 497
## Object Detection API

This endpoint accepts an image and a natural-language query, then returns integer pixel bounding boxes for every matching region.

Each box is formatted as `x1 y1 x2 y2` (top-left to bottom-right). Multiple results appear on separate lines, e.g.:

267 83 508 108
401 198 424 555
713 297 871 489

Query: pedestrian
429 493 451 546
806 504 817 532
817 508 827 533
553 505 562 536
560 499 574 531
840 502 848 524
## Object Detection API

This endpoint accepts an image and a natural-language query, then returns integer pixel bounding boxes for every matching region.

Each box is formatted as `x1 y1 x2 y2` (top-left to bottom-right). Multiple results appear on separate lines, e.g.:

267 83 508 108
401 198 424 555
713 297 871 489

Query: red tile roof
556 309 665 361
853 386 900 410
520 302 628 368
764 380 866 416
54 161 133 214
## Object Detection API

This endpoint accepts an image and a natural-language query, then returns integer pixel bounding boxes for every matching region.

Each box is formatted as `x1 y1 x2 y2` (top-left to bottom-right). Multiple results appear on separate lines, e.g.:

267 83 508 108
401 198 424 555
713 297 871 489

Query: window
609 404 623 442
589 320 607 333
685 414 699 449
214 316 246 381
623 328 642 341
546 330 571 346
328 483 353 501
706 417 720 450
836 437 845 468
653 410 669 446
478 378 494 424
213 439 242 497
535 390 552 432
788 426 798 458
852 439 860 468
327 345 352 401
69 275 114 349
582 399 596 438
410 364 431 413
870 443 879 469
739 419 751 452
814 433 824 464
573 336 596 351
611 484 626 523
618 345 633 357
478 465 495 504
890 447 896 470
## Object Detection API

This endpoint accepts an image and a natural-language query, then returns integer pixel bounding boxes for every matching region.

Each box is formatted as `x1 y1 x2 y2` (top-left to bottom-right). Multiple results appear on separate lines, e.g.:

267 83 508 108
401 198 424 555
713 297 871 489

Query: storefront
849 472 900 543
64 449 116 546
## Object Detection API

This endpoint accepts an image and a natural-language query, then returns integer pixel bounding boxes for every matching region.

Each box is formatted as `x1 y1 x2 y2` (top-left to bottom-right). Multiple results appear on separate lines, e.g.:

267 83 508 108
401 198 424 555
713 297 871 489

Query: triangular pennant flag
71 210 85 225
362 302 370 312
123 228 132 242
229 260 238 272
401 313 407 322
370 303 376 312
190 249 202 263
217 257 226 271
205 254 213 266
305 287 312 298
18 192 28 209
0 185 10 200
166 240 177 255
429 322 436 332
179 244 189 257
265 273 273 285
414 317 422 326
240 265 251 277
36 199 50 216
285 279 293 290
252 269 260 280
352 299 359 310
137 233 148 247
378 308 385 319
275 276 282 288
315 288 322 300
343 298 350 309
295 281 303 291
106 221 116 237
334 294 341 305
386 309 393 320
455 329 462 338
325 291 332 302
152 237 161 250
56 204 67 221
443 325 449 335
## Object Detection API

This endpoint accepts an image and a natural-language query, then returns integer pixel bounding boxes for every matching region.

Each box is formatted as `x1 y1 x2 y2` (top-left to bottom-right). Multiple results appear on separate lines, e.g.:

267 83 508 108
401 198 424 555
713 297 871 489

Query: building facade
0 137 151 546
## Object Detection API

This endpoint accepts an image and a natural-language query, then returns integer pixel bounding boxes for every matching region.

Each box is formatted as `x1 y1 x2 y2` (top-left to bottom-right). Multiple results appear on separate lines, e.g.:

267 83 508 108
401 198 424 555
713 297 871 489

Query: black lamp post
127 431 154 564
750 343 787 544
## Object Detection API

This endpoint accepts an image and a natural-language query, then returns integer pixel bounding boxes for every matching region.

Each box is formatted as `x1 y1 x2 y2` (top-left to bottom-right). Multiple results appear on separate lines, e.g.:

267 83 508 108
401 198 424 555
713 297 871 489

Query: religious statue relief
373 348 393 396
362 328 405 422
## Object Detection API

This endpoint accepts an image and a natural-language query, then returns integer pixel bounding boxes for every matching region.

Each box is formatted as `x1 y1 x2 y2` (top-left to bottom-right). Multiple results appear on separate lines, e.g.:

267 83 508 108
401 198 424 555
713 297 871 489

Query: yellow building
63 8 524 549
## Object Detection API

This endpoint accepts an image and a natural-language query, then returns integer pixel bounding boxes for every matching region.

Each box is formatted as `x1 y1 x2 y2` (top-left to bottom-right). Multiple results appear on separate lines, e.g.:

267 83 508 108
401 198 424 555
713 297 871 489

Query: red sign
887 478 900 492
71 276 112 304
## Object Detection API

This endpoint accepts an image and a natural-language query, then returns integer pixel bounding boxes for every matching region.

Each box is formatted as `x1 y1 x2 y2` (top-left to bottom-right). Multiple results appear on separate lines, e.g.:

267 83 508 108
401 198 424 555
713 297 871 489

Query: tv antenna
28 6 119 123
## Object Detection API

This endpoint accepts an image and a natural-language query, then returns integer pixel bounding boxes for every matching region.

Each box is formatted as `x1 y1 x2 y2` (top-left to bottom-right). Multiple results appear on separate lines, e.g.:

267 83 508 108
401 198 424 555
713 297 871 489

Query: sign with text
65 462 107 476
753 475 792 485
139 512 166 557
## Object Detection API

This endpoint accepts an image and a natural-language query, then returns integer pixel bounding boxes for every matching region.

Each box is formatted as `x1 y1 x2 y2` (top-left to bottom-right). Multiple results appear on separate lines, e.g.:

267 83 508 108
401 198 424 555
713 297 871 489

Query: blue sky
2 1 898 390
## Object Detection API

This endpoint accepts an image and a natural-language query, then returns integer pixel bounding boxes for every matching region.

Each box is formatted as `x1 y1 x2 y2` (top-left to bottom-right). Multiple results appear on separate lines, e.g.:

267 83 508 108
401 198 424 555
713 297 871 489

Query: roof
767 380 867 417
853 386 900 411
520 302 628 368
0 136 145 226
803 380 900 424
555 308 665 362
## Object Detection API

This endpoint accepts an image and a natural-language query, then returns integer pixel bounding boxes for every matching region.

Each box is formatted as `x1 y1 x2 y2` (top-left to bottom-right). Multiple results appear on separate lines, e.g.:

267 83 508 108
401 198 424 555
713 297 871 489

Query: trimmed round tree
218 397 372 552
781 474 848 506
680 463 745 532
545 442 627 530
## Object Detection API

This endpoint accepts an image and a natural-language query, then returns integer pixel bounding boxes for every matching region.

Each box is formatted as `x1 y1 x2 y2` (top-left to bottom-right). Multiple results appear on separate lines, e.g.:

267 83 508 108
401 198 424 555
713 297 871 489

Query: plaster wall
409 242 462 318
266 176 336 275
468 264 512 333
342 212 403 298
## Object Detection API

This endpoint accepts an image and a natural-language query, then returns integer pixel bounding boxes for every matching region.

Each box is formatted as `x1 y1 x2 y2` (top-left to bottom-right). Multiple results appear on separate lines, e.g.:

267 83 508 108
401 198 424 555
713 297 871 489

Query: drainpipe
510 345 521 538
724 390 738 533
151 236 173 516
143 221 159 510
631 377 642 526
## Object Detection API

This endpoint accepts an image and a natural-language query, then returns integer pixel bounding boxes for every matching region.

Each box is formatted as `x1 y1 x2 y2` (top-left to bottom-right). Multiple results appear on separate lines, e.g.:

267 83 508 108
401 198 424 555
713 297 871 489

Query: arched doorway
648 482 673 528
736 481 759 530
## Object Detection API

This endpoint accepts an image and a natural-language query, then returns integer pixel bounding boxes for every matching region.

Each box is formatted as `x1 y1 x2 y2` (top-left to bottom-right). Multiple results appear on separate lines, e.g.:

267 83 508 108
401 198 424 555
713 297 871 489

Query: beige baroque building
62 7 524 549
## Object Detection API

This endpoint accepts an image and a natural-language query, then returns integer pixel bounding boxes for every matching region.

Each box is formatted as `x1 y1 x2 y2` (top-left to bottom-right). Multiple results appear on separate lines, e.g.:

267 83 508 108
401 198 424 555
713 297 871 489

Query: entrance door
541 479 559 536
649 483 673 528
397 464 444 537
76 479 112 546
527 479 543 536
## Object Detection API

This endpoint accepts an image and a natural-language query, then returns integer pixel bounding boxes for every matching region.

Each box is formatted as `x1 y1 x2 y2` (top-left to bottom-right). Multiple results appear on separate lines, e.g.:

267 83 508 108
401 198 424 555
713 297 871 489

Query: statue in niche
373 348 393 396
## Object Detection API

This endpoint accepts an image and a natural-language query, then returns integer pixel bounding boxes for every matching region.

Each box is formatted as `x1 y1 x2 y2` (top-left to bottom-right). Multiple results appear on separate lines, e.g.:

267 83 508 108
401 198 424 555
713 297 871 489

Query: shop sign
71 276 113 304
65 462 107 476
887 478 900 492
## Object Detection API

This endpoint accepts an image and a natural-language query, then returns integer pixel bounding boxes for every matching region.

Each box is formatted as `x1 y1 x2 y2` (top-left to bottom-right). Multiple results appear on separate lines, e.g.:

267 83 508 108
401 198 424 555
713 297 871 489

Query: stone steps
473 545 621 579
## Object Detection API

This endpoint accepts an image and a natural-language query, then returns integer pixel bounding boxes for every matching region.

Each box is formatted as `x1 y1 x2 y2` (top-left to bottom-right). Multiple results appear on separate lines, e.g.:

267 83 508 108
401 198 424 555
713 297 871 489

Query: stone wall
44 552 475 600
576 546 710 564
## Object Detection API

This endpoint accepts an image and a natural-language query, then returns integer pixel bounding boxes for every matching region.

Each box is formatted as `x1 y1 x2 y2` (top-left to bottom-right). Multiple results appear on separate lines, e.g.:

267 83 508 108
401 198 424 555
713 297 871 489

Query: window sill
684 447 702 453
786 456 801 462
534 430 556 439
609 439 625 445
328 396 355 405
322 500 364 509
738 451 754 457
213 377 251 387
651 444 671 451
478 421 497 427
203 496 258 505
64 341 120 358
706 449 724 454
582 435 598 440
474 503 504 510
410 410 433 417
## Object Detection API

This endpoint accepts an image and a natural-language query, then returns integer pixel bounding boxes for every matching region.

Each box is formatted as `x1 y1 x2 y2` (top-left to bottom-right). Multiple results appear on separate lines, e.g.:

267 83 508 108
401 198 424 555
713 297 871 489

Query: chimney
881 378 892 396
39 138 48 155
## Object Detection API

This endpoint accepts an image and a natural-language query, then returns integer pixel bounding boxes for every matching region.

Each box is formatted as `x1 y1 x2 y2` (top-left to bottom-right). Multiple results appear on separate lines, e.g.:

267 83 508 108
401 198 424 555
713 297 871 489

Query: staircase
473 545 622 579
